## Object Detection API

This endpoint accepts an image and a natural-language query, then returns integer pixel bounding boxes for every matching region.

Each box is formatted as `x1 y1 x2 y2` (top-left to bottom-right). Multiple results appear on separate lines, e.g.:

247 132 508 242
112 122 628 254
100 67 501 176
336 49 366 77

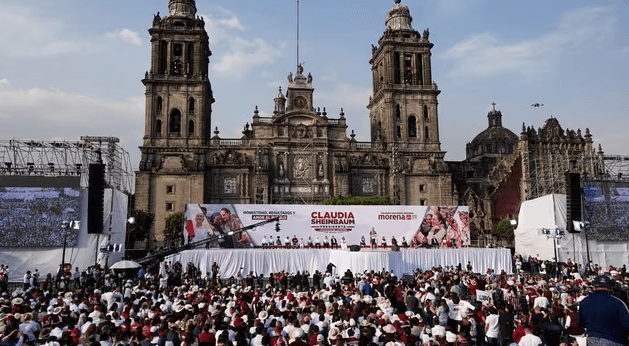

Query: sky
1 0 628 172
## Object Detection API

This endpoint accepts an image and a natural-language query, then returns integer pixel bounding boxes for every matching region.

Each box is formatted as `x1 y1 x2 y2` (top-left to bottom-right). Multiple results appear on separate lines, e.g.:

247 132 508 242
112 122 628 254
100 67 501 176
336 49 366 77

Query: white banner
185 204 469 249
476 289 492 305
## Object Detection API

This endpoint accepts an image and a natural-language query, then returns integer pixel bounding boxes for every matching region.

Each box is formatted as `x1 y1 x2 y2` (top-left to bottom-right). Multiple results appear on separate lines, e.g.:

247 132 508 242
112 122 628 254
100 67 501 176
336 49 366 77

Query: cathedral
134 0 603 244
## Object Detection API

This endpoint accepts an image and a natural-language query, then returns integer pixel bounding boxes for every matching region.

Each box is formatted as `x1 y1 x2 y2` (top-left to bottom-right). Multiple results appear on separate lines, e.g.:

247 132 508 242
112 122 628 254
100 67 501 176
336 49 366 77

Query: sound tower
88 163 105 234
565 172 582 232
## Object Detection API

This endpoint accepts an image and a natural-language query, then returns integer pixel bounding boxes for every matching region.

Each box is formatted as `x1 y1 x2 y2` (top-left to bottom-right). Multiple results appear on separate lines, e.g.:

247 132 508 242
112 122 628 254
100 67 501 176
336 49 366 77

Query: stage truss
0 136 134 194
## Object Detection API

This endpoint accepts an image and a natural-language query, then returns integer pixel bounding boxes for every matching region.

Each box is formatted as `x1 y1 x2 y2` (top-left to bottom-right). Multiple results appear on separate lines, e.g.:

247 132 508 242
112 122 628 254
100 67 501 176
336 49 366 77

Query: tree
322 195 390 205
126 209 154 249
492 219 515 244
164 212 185 247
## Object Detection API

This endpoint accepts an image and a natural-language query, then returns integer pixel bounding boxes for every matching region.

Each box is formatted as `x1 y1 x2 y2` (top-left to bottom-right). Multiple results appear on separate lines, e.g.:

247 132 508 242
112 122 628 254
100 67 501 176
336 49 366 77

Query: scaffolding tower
0 137 134 194
599 154 629 181
525 142 601 200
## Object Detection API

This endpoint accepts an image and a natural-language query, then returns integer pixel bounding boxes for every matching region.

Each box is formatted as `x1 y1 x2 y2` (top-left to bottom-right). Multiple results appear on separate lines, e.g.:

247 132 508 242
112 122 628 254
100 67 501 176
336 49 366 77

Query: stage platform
166 247 513 278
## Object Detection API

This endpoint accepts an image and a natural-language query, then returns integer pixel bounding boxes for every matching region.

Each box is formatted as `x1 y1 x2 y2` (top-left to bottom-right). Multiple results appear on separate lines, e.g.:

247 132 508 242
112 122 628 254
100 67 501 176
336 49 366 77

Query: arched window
189 97 195 114
169 109 181 134
423 105 429 122
395 104 401 121
424 126 430 141
188 120 195 136
397 126 401 139
156 96 162 114
408 116 417 138
155 119 162 136
393 52 401 84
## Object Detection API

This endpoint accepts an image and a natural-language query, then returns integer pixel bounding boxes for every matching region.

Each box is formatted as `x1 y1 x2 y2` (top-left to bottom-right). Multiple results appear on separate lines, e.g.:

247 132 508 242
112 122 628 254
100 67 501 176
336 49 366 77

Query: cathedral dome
467 107 517 160
386 0 413 31
470 125 517 144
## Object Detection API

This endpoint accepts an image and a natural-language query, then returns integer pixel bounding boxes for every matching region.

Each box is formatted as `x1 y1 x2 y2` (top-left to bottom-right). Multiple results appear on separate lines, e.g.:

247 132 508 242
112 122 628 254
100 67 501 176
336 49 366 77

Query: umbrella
109 260 141 270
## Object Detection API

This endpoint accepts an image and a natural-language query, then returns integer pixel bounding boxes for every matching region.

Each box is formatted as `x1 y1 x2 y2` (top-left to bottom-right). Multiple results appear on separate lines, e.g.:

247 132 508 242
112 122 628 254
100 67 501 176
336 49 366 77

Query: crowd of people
1 258 629 346
0 187 80 248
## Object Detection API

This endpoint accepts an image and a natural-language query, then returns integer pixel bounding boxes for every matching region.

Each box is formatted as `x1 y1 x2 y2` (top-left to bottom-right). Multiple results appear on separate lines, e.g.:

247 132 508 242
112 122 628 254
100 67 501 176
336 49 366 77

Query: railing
219 139 244 146
255 118 274 123
356 142 373 149
327 119 340 125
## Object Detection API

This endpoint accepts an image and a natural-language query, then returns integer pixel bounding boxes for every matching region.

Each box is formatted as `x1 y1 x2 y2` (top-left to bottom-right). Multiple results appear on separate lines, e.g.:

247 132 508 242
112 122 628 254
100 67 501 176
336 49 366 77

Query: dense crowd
0 188 80 247
1 258 629 346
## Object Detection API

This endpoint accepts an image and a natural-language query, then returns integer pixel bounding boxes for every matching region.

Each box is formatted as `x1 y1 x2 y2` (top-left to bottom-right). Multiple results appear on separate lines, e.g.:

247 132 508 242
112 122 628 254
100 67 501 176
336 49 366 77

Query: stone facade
135 0 604 245
135 0 456 244
449 111 603 237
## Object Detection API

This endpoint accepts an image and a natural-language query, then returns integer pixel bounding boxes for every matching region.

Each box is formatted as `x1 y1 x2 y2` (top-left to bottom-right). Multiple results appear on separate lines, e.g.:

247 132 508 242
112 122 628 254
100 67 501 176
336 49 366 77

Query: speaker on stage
349 245 361 252
565 172 582 233
88 163 105 234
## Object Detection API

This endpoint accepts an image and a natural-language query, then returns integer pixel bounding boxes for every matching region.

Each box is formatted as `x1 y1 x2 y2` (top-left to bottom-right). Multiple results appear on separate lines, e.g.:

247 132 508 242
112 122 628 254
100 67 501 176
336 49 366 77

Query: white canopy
514 194 629 269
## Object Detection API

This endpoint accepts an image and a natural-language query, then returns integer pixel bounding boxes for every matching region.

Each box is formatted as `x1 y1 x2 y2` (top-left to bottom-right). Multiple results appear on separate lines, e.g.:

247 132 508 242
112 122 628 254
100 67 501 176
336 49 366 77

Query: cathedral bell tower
368 0 441 151
368 0 453 205
136 0 214 244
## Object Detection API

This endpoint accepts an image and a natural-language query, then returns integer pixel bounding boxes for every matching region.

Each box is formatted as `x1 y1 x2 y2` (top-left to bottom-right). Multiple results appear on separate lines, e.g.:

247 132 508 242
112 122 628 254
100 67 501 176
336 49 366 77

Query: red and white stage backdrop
184 204 470 249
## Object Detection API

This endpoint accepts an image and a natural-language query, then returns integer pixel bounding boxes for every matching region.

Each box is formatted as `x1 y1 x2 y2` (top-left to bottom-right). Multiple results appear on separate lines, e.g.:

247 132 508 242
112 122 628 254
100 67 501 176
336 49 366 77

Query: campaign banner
476 289 492 305
184 204 469 249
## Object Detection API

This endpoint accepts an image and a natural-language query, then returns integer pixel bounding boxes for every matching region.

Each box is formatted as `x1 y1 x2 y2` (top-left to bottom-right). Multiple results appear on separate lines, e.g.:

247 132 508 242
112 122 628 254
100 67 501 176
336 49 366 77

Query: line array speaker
565 172 582 233
88 163 105 234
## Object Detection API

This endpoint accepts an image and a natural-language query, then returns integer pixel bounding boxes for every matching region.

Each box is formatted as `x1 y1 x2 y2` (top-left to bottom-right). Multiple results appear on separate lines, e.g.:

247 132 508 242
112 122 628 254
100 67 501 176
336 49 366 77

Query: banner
184 204 469 249
476 289 492 305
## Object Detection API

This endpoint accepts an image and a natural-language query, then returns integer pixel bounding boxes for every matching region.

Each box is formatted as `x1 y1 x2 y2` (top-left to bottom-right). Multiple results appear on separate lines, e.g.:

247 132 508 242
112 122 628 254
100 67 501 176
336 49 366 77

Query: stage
166 247 513 278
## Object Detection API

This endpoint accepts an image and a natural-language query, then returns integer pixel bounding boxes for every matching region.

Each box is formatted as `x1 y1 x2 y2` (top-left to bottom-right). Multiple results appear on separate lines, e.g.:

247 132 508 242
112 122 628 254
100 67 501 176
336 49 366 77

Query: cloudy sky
1 0 628 172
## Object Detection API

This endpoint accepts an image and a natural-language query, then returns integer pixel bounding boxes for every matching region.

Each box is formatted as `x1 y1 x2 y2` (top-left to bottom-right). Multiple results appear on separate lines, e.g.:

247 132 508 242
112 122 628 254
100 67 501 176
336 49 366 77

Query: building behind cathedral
135 0 603 245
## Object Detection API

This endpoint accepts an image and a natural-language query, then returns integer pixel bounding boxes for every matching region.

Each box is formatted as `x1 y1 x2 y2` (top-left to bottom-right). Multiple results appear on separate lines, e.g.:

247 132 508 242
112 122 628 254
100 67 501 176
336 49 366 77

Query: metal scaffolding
0 137 134 194
525 143 602 200
599 154 629 181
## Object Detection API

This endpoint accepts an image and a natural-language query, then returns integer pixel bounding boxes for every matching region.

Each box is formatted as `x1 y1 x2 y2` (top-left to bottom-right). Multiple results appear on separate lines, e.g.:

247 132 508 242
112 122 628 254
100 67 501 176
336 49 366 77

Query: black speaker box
565 172 582 232
349 245 361 252
88 163 105 234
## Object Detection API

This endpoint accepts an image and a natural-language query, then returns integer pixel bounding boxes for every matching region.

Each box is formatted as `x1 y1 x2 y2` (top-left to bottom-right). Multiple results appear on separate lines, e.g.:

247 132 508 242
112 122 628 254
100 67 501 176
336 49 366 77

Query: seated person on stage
340 236 347 250
411 237 419 248
381 236 387 248
360 235 366 247
275 236 282 248
262 235 268 248
401 236 409 248
308 236 314 248
330 236 338 248
315 235 321 248
284 236 291 248
292 235 299 248
299 237 305 248
323 236 330 248
391 236 398 248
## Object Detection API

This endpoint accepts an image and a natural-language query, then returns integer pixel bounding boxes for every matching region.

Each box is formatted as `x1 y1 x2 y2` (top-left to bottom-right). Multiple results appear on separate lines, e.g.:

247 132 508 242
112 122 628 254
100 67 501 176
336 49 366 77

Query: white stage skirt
166 248 513 278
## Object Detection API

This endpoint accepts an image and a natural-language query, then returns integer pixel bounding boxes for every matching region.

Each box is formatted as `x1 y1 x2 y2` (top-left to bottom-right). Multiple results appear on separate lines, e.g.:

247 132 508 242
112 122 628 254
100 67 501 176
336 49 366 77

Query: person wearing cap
578 274 629 346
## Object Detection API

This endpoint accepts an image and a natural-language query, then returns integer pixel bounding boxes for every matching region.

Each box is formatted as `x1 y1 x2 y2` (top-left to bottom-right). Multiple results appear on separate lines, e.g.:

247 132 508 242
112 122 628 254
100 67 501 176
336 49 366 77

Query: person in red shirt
197 324 214 346
511 316 526 344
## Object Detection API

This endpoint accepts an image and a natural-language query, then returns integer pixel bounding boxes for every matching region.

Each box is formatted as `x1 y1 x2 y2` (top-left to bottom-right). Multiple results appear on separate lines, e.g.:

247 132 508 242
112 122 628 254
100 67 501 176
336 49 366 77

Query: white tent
514 194 629 269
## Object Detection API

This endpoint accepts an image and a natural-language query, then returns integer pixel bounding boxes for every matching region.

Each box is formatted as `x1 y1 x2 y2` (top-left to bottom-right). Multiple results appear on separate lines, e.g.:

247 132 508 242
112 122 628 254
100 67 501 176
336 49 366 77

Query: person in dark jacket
578 274 629 346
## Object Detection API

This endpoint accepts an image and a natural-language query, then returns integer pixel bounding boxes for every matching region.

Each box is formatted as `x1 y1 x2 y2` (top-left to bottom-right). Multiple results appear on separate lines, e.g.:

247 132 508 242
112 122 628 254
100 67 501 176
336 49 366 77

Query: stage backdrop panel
184 204 470 249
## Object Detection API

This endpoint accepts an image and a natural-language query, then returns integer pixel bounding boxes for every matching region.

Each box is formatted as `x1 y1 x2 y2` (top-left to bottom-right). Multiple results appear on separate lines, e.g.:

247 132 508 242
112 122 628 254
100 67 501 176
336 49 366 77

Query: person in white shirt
484 307 500 346
518 324 543 346
533 291 549 309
